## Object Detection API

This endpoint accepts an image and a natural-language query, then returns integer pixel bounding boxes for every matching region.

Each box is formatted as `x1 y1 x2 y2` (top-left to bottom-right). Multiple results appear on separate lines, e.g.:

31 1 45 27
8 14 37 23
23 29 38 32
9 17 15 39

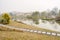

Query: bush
35 21 39 24
0 13 11 24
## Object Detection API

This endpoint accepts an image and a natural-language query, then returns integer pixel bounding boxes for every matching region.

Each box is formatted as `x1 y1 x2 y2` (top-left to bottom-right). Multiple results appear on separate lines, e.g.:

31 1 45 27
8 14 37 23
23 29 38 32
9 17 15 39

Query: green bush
35 21 39 24
0 13 11 24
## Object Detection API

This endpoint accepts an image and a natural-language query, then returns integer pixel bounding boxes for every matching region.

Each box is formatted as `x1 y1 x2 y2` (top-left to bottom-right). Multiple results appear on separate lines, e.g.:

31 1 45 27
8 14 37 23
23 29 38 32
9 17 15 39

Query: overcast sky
0 0 60 13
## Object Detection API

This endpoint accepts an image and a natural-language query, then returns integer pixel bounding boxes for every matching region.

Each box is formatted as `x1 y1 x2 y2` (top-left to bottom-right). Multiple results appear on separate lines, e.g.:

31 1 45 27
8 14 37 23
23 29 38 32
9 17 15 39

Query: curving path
0 24 60 37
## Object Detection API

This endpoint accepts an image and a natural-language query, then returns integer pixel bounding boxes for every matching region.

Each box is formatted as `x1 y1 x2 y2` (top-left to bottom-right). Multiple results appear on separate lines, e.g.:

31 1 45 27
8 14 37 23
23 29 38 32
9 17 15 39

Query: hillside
7 21 60 33
0 31 60 40
0 21 60 40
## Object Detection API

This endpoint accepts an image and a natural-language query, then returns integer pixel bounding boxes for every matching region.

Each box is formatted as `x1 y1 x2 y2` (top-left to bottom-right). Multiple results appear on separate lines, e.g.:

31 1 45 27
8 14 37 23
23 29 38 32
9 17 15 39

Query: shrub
1 13 11 24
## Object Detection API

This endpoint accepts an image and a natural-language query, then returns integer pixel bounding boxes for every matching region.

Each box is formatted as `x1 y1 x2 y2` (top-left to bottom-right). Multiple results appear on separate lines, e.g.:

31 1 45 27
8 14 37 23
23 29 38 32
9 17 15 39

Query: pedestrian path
0 24 60 37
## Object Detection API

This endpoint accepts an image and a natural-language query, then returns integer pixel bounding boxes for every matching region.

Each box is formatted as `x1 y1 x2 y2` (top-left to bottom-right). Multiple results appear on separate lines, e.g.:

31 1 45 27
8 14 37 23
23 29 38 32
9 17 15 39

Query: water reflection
38 19 60 32
17 19 60 32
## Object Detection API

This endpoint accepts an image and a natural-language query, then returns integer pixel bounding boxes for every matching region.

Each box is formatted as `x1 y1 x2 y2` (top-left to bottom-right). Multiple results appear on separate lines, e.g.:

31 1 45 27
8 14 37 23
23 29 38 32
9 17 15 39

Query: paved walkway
0 24 60 37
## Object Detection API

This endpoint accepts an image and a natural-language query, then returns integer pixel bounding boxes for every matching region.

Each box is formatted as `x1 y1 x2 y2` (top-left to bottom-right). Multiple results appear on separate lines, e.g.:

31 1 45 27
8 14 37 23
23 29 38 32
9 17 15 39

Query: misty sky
0 0 60 13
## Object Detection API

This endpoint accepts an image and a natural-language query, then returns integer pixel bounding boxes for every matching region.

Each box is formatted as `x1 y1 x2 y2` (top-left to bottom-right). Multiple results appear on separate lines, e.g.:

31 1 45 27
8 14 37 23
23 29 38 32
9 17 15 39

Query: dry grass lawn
0 31 60 40
0 21 60 40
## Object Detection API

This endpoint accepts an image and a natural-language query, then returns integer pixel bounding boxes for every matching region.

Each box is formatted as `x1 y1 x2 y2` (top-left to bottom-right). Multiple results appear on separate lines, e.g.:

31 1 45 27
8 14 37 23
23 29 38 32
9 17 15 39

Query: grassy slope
7 21 60 33
0 31 60 40
0 21 60 40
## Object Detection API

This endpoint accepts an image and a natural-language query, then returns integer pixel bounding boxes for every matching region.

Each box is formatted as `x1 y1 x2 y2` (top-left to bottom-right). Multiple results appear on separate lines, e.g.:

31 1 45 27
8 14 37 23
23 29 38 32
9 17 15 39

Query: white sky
0 0 60 13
